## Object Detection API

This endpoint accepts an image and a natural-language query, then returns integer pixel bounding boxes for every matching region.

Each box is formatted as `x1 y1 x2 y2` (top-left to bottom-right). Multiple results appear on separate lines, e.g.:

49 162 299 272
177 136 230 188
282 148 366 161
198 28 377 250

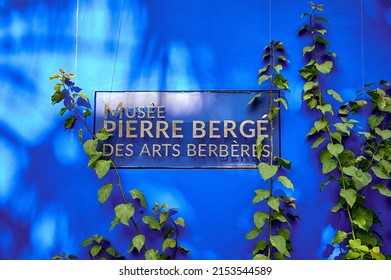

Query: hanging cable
110 0 125 92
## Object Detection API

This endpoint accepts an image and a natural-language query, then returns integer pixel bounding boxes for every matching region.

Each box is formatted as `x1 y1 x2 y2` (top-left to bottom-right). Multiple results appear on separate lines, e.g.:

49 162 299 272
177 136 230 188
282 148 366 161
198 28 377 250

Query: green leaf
258 162 278 180
315 61 333 75
375 127 391 140
332 230 347 244
253 254 270 260
96 128 112 141
315 29 327 35
303 45 315 56
80 237 94 247
255 136 264 160
307 127 317 136
322 159 337 174
179 245 191 254
311 136 326 148
87 152 103 168
368 115 384 130
254 211 269 229
352 207 373 231
274 65 283 74
252 189 270 204
83 108 92 118
258 74 270 86
316 104 333 115
327 143 344 157
245 227 261 240
145 249 159 260
274 97 288 110
90 245 102 258
114 203 135 226
314 118 328 131
142 216 161 231
174 217 185 227
268 105 280 120
338 150 355 167
51 91 64 104
98 183 113 204
95 160 111 179
258 64 270 75
315 36 329 46
340 189 357 208
371 165 391 179
109 217 120 231
162 238 176 251
321 176 336 191
59 107 68 116
274 157 292 169
299 64 317 80
83 139 98 156
252 240 268 256
80 92 89 102
49 74 60 80
132 234 145 252
274 74 289 90
327 89 343 102
270 235 290 257
130 189 147 208
303 81 318 92
371 184 391 197
277 176 294 190
64 116 76 129
267 196 280 211
78 128 83 142
248 92 263 105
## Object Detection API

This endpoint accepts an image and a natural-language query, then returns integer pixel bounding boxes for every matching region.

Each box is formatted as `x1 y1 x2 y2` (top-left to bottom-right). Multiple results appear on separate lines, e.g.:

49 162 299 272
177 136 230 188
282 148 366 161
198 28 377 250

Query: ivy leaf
375 127 391 140
254 211 269 229
245 227 261 240
352 207 373 231
314 118 328 131
258 74 270 86
322 159 337 174
132 234 145 252
248 92 263 105
130 189 147 208
302 45 315 56
274 74 289 90
315 61 333 75
371 165 390 179
253 254 270 260
338 150 355 167
94 159 111 179
252 189 270 204
274 157 292 169
80 237 94 247
304 81 318 92
87 152 103 168
267 196 280 211
311 136 326 148
179 245 191 254
90 245 102 258
145 249 159 260
315 36 329 45
371 184 391 197
96 128 112 141
64 116 77 129
114 203 135 226
340 189 357 208
274 65 283 74
270 235 290 257
98 183 113 204
327 143 344 157
316 104 333 115
327 89 343 102
274 97 288 110
51 91 64 104
83 139 98 157
332 230 347 245
142 216 161 231
368 115 384 130
277 176 294 190
174 217 185 227
162 238 176 251
299 64 317 81
252 240 268 256
258 163 278 180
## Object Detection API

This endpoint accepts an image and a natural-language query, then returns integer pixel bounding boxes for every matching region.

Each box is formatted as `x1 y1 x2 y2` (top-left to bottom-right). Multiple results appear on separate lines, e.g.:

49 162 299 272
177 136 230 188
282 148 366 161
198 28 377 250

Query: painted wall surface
0 0 390 259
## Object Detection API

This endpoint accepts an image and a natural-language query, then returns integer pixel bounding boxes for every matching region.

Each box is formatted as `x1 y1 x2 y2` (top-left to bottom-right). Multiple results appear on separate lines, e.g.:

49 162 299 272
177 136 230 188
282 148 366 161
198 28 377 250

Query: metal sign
94 90 280 168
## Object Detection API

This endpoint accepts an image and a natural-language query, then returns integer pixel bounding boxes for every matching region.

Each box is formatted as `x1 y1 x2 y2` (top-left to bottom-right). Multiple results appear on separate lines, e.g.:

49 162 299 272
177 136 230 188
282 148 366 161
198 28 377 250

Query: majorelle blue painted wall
0 0 390 260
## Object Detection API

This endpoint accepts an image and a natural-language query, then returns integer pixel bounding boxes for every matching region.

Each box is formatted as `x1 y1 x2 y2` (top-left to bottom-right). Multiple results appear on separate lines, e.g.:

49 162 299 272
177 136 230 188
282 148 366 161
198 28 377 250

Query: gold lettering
140 120 154 138
157 106 165 119
115 144 124 156
125 144 134 156
152 144 162 157
172 120 184 138
187 144 196 156
209 120 220 139
224 120 237 138
156 121 169 138
172 144 181 157
139 143 151 156
126 120 137 138
257 120 269 138
104 102 123 119
193 121 206 138
102 144 113 156
209 144 218 157
239 120 255 138
104 120 116 134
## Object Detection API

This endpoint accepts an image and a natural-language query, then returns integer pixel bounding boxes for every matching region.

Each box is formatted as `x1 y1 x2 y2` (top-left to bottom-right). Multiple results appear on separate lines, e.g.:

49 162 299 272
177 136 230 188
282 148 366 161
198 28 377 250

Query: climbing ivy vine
299 2 391 260
246 41 298 260
50 69 189 260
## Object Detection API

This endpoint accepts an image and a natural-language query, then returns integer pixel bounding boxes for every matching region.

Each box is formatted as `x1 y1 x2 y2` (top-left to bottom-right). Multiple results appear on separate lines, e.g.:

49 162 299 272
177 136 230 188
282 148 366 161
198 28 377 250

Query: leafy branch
246 41 298 260
50 69 189 260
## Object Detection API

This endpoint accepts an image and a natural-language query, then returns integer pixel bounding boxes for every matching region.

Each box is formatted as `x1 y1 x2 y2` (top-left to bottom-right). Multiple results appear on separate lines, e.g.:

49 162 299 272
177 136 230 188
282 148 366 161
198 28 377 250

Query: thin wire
360 0 365 86
110 0 125 92
74 0 79 75
269 0 272 42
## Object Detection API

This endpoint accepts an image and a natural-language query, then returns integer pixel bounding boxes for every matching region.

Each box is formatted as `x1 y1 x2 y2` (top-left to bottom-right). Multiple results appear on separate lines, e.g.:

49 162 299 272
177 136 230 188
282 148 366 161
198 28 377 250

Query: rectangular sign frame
94 90 281 169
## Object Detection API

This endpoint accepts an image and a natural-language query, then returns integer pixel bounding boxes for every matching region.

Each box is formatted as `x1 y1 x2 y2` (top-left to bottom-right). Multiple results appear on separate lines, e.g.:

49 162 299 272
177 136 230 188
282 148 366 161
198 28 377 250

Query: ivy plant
299 2 390 260
246 41 298 260
50 69 189 260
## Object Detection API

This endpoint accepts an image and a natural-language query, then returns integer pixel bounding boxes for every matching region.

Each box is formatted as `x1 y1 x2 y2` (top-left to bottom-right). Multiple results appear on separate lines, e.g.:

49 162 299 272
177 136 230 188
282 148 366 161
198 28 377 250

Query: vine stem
62 76 148 252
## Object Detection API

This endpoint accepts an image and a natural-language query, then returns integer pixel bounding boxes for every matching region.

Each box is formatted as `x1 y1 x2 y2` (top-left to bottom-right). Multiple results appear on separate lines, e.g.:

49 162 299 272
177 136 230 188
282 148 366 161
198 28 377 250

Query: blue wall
0 0 390 259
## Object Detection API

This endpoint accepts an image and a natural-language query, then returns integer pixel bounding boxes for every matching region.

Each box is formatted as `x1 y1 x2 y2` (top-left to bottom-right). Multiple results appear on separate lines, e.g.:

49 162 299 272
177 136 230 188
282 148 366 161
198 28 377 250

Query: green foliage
247 41 297 259
50 69 189 260
299 3 391 260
